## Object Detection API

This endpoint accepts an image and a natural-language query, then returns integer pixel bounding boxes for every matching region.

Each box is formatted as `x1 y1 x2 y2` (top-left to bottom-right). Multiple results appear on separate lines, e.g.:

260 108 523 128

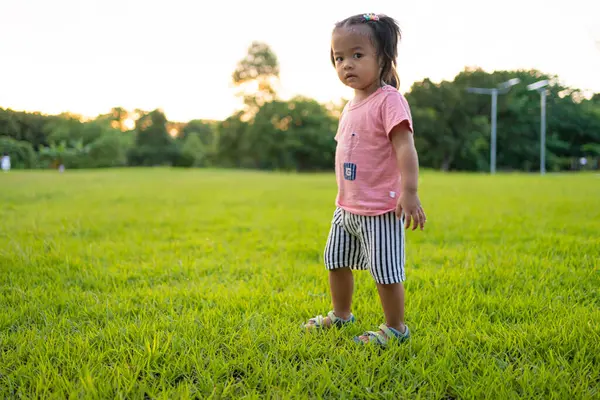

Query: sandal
354 324 410 346
303 310 356 329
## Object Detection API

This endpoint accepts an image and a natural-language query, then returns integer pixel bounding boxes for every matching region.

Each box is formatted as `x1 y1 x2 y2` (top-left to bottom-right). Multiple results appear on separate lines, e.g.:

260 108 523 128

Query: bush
182 132 205 167
171 149 195 167
126 144 180 167
87 132 131 168
0 136 36 168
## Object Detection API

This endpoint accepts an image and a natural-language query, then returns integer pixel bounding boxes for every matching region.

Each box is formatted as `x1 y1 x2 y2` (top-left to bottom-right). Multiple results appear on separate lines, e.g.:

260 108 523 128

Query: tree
45 113 94 147
0 108 51 150
37 140 89 169
0 136 36 169
223 96 337 171
407 77 490 171
181 132 204 167
127 109 177 166
180 119 216 147
215 111 249 168
232 41 280 118
95 107 134 132
87 129 133 168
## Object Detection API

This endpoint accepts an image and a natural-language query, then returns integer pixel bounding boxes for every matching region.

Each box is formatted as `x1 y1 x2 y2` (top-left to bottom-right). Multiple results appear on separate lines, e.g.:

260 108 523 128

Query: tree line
1 41 599 172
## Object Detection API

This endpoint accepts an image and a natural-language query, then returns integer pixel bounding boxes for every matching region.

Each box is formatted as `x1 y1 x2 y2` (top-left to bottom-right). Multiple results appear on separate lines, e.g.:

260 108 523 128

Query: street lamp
527 79 549 175
467 78 521 174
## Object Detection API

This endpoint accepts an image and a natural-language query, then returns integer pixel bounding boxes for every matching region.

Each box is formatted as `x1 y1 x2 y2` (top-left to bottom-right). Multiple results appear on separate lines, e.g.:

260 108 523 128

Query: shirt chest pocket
341 121 368 154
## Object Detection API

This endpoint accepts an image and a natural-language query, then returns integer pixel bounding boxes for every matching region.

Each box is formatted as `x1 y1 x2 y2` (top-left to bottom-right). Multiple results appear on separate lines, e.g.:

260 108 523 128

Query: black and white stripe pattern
324 207 405 284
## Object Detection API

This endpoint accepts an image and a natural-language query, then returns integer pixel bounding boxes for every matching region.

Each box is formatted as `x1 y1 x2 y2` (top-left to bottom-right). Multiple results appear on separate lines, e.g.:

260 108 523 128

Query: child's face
331 25 381 93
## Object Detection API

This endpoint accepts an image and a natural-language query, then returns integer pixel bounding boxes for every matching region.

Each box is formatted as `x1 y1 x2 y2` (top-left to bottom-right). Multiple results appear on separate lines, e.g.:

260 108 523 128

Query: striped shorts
323 207 406 284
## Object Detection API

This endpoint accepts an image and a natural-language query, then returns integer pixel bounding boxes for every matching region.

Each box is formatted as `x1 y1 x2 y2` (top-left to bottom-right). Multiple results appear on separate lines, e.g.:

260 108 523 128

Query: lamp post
527 80 549 175
467 78 521 174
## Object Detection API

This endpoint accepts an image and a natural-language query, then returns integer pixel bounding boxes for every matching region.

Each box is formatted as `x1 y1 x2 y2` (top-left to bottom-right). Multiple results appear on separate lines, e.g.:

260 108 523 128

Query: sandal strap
379 324 396 339
380 324 410 340
309 315 325 327
357 324 410 346
304 311 355 329
328 310 355 326
327 311 339 323
363 330 388 345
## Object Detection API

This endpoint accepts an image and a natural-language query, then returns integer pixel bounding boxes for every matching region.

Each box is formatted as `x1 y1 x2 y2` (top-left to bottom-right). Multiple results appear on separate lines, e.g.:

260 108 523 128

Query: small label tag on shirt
343 162 356 181
389 191 396 198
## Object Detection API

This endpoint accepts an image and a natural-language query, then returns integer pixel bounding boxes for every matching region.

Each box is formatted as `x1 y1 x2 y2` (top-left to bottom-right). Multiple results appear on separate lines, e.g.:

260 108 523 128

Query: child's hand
396 191 426 231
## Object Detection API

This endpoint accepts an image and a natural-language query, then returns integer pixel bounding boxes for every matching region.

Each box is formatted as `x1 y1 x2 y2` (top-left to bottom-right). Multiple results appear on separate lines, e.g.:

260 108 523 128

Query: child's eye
335 56 343 62
353 53 363 59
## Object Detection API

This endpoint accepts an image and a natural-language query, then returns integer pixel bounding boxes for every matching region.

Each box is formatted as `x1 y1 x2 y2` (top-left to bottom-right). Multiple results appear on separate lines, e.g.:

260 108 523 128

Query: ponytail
373 15 401 89
382 60 400 89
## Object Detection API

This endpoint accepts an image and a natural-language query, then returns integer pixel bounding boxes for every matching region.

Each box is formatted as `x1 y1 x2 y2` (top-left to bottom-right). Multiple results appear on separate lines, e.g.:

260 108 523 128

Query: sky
1 0 599 122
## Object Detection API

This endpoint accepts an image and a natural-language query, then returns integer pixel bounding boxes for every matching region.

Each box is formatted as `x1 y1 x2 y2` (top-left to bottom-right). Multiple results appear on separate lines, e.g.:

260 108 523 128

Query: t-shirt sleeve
382 91 414 138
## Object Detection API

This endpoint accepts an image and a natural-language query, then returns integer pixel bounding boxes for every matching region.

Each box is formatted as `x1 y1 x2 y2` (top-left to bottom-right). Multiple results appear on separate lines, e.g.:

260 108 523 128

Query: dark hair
330 13 401 89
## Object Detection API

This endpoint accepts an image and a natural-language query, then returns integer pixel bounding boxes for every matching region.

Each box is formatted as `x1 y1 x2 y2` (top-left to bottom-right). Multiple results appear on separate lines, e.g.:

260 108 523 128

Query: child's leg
305 208 364 328
354 211 409 343
355 282 407 343
329 267 354 320
304 267 355 328
376 282 406 333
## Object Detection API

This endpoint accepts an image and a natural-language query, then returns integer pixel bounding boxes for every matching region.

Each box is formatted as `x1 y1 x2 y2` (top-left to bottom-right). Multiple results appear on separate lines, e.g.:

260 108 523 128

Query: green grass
0 168 599 399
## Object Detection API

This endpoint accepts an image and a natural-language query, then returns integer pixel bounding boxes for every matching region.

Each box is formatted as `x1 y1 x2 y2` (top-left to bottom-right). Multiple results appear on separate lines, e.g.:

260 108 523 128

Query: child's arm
390 121 426 231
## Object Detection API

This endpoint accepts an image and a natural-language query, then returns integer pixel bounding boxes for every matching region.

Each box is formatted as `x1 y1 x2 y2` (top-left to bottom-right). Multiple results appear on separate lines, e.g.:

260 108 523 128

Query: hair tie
363 13 380 21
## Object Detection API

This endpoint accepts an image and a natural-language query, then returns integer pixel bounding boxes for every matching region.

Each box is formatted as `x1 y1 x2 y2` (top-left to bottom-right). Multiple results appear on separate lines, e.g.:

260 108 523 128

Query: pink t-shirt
334 85 414 216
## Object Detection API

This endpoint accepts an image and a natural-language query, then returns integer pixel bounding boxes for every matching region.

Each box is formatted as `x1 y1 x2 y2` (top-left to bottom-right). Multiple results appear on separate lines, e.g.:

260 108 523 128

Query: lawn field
0 168 599 399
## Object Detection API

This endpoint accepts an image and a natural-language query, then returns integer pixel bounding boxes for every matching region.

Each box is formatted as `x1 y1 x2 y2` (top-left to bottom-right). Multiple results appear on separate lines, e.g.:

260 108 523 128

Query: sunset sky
1 0 599 122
